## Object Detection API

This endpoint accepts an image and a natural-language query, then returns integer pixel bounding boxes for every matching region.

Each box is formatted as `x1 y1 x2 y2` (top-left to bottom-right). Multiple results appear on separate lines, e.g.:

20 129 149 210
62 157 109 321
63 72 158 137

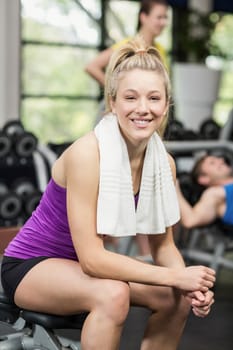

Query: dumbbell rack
0 120 56 228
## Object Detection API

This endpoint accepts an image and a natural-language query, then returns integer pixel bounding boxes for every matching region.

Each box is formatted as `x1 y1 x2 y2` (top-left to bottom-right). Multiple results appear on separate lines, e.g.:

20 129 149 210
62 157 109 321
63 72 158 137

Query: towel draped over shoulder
94 113 180 237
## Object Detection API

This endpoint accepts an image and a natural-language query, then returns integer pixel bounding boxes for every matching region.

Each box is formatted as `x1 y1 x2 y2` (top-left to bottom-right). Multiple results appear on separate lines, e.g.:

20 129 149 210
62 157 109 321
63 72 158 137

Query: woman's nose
136 99 148 115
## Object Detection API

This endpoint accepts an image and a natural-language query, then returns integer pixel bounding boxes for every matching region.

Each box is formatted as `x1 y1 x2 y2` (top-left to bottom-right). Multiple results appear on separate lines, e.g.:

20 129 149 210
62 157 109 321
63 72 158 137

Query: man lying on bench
176 154 233 230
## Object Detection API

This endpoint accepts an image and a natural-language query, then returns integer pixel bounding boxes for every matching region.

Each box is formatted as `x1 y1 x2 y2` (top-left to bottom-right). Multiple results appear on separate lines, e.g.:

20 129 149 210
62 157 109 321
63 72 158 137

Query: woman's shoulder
52 131 99 177
52 132 99 182
65 131 98 163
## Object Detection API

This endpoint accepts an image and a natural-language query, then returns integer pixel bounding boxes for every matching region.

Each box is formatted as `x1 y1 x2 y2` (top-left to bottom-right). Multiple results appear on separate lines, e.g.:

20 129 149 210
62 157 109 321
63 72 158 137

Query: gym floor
0 257 233 349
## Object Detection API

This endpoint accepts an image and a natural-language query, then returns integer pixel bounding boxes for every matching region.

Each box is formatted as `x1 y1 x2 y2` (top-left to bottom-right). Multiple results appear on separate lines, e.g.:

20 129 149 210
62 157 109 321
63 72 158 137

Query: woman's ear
163 103 169 117
140 12 147 27
110 99 116 114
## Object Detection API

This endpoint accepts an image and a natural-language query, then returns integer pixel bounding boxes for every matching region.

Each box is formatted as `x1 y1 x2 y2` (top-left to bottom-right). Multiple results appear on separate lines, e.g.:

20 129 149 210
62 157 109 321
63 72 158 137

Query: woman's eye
125 96 135 100
150 96 160 101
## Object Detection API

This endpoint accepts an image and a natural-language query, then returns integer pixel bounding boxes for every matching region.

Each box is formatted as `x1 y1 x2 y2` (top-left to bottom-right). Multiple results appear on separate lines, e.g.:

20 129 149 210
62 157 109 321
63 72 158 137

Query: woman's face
111 68 168 145
141 4 168 37
199 156 233 185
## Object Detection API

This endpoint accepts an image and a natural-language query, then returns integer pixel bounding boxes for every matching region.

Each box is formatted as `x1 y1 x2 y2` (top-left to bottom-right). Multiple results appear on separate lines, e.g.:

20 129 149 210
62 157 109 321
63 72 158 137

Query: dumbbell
0 180 23 221
3 120 38 157
164 119 185 140
199 118 221 140
12 178 42 217
3 120 25 137
12 178 35 197
0 131 12 158
0 180 8 197
182 129 198 141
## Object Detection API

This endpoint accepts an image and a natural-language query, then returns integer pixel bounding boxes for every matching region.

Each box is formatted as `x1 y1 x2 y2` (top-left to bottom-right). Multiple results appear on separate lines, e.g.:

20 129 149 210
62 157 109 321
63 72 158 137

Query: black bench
0 289 88 350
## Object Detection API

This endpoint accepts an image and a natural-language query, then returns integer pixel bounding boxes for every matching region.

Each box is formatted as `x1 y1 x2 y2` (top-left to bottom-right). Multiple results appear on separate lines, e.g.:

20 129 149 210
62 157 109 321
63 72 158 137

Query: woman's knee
173 291 190 320
97 280 130 324
148 287 190 319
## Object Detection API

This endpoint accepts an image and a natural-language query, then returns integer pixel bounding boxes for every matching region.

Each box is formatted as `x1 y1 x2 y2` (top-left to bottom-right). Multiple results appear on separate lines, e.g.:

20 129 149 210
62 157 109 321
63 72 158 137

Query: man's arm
176 180 223 228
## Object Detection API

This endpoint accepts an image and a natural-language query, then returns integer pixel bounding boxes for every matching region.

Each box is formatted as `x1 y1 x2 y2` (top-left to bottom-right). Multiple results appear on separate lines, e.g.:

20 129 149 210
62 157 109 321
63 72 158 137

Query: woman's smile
130 118 153 128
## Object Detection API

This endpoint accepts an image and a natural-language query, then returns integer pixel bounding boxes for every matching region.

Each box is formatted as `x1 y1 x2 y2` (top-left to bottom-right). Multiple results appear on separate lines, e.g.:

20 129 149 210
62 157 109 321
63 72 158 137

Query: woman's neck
137 29 155 46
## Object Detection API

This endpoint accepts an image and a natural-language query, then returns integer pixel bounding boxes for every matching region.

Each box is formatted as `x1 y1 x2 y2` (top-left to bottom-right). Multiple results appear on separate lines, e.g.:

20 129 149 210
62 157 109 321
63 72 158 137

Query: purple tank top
4 179 78 260
5 179 140 260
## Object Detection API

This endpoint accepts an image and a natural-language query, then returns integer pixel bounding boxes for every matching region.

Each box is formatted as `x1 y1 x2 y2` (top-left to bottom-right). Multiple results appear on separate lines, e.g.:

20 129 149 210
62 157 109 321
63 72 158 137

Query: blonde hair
104 39 171 136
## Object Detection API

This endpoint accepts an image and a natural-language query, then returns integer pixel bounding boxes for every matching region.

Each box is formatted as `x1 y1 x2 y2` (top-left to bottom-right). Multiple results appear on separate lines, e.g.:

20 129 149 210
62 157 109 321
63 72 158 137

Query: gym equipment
0 181 23 226
14 132 38 158
0 152 50 226
0 289 88 350
12 178 35 197
164 119 185 141
0 132 12 158
24 190 42 217
164 119 200 141
181 129 198 140
199 118 221 140
12 178 42 217
3 120 38 158
165 139 233 156
0 192 22 222
0 121 57 227
219 108 233 141
180 221 233 274
2 121 25 138
0 181 8 197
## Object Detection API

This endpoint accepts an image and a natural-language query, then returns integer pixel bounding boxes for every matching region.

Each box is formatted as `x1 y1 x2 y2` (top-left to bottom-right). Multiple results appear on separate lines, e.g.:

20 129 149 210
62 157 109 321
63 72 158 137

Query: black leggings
1 256 49 303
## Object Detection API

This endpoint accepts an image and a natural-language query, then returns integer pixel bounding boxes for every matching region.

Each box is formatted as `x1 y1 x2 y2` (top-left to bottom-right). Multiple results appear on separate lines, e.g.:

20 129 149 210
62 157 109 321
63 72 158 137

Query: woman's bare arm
176 181 224 228
85 47 114 86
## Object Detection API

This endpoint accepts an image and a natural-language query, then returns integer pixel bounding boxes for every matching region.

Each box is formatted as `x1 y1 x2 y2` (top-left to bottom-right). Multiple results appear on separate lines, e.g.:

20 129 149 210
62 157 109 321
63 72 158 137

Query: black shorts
1 256 49 303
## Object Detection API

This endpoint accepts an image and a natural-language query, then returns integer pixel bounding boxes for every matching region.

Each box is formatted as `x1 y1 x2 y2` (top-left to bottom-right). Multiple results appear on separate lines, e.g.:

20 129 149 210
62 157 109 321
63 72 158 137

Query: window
210 14 233 125
21 0 102 144
20 0 172 144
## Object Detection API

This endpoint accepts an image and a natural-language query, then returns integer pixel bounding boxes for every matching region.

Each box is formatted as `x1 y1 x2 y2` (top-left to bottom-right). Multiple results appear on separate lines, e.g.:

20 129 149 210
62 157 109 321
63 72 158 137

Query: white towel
94 113 180 237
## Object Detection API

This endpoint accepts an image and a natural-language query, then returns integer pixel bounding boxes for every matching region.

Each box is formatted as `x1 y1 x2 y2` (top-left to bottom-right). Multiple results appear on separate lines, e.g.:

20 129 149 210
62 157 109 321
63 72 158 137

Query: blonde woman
2 40 215 350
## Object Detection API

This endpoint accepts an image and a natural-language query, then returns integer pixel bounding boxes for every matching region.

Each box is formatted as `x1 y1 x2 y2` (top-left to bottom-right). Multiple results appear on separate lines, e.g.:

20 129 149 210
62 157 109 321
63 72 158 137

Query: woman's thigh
14 258 183 315
14 258 129 315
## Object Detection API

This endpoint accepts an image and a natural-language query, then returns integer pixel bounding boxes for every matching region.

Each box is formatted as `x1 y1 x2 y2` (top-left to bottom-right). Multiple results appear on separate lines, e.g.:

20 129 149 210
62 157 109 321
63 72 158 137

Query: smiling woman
1 38 215 350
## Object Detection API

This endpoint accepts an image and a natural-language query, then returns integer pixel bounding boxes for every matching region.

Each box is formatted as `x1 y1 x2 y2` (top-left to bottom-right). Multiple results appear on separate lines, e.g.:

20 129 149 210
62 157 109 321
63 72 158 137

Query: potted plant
172 7 222 132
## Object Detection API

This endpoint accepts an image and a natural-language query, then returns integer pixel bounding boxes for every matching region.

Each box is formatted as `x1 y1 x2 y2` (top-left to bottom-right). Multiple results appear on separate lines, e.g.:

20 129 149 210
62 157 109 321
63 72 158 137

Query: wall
0 0 20 128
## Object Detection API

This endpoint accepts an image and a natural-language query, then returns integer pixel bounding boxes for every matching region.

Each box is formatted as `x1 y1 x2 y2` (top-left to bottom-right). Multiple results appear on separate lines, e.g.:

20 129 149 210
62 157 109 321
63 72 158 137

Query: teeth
134 120 149 124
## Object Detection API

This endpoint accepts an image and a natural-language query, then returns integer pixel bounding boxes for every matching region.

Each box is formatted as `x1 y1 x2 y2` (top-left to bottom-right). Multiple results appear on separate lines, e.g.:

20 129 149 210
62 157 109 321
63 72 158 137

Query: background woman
85 0 169 87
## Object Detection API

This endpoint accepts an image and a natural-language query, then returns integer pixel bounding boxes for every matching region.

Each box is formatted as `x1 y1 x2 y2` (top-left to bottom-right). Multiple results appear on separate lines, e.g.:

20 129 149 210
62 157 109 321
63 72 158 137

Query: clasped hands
185 290 215 318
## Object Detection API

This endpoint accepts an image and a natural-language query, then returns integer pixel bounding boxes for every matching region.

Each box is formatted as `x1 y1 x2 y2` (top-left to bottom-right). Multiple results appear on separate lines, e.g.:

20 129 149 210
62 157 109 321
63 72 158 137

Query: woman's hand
185 290 215 317
174 266 216 292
